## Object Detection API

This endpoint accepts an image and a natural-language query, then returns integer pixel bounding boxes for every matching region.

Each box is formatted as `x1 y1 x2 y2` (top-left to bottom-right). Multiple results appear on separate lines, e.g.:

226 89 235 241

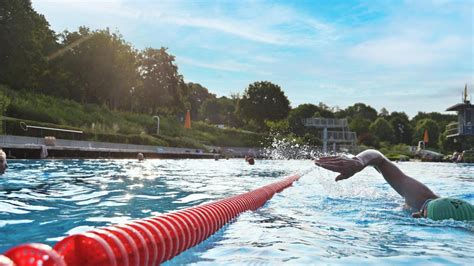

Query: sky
32 0 474 117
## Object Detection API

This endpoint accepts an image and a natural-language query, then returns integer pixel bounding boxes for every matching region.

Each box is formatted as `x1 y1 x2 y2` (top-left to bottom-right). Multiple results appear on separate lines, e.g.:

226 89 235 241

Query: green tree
302 133 322 146
389 112 412 144
288 104 320 136
0 86 11 134
411 112 456 137
200 98 223 124
199 96 238 126
0 0 57 90
379 107 390 118
50 27 139 109
369 117 395 143
349 117 371 136
343 103 378 121
139 47 184 114
438 131 462 153
185 82 216 120
316 102 335 118
237 81 290 130
413 118 440 148
219 96 241 127
266 119 289 133
358 132 379 147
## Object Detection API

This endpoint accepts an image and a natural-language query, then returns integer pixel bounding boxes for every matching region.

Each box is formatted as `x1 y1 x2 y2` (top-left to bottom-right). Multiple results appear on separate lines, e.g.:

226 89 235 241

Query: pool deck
0 135 216 159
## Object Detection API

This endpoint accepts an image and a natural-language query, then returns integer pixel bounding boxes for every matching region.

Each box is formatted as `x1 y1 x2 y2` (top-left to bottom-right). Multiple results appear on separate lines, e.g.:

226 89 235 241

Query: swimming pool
0 159 473 265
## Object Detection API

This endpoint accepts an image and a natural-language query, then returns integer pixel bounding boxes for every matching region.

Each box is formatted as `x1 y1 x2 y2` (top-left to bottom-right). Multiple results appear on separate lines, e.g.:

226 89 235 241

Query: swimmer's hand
314 156 364 181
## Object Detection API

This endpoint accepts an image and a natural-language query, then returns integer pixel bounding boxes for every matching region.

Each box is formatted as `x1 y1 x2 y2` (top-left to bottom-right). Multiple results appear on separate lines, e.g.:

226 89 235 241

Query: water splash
262 134 317 160
311 166 390 201
262 133 350 160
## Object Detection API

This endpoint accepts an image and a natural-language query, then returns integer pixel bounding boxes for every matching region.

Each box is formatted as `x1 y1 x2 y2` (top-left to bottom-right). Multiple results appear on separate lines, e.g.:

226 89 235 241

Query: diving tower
302 118 357 153
445 84 473 138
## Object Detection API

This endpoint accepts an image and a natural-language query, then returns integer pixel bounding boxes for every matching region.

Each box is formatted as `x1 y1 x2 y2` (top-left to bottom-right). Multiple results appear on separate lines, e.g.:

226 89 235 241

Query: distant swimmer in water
0 149 7 174
314 149 474 221
245 155 255 165
137 153 145 161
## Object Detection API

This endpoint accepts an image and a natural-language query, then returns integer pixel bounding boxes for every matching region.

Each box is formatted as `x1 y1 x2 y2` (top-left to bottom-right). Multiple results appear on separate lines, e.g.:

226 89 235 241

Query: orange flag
184 110 191 129
423 129 429 143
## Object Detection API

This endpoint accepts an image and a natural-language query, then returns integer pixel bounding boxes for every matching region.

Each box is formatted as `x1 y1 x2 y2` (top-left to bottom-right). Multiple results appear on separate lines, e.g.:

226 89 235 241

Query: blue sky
32 0 473 117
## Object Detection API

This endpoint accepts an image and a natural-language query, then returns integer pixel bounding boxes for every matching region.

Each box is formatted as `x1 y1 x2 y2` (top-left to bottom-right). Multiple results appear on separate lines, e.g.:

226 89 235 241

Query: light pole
129 87 135 112
153 116 160 135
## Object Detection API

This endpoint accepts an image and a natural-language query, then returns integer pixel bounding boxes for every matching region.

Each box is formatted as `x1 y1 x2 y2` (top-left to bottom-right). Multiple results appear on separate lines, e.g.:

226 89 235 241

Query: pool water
0 159 473 265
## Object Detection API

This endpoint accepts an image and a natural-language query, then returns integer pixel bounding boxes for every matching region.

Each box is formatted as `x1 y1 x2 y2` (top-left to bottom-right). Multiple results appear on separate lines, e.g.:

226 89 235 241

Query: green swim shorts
426 198 474 221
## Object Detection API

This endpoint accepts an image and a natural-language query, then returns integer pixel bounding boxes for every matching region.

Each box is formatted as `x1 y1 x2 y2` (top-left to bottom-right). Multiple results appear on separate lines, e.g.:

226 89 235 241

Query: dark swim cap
427 198 474 221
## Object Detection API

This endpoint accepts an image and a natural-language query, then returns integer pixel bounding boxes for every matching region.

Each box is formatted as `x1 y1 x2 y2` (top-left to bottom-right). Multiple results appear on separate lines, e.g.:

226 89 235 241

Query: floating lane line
2 170 311 266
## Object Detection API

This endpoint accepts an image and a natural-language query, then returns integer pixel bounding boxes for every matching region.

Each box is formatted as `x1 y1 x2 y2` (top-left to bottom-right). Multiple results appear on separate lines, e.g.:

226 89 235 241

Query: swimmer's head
424 198 474 221
137 153 144 161
0 149 7 174
247 157 255 165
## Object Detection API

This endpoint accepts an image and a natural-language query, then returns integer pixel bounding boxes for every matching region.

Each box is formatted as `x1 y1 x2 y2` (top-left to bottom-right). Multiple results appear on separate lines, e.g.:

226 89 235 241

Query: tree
0 0 57 90
288 104 321 136
199 96 238 126
0 86 10 134
349 117 371 136
379 107 389 118
49 27 139 109
369 117 395 143
219 96 240 127
411 112 456 136
388 112 412 144
344 103 378 121
438 131 462 153
302 133 322 146
199 98 221 124
139 47 184 114
237 81 290 130
185 82 216 120
316 102 335 118
358 132 379 147
413 118 440 148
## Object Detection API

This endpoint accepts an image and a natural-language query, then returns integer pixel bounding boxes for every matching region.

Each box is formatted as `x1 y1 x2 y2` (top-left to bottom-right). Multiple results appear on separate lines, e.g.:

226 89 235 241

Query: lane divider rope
1 173 303 266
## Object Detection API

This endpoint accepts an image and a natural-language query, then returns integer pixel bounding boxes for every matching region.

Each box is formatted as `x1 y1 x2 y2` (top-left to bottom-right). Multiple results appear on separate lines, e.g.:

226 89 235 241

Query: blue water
0 159 473 265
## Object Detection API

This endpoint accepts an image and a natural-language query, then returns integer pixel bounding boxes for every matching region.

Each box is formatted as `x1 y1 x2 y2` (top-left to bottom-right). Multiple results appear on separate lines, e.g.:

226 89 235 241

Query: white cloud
348 35 465 67
161 16 286 45
178 57 246 73
35 0 337 47
31 0 473 117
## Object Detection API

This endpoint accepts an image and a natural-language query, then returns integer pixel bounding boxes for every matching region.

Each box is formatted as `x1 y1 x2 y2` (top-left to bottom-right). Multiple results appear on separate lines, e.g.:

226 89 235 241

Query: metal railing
322 131 357 143
302 118 348 128
0 135 207 154
445 122 459 137
20 122 83 134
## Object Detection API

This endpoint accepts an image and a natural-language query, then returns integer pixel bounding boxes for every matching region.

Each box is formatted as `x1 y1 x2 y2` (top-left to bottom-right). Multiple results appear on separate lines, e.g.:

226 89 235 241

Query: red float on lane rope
2 174 301 266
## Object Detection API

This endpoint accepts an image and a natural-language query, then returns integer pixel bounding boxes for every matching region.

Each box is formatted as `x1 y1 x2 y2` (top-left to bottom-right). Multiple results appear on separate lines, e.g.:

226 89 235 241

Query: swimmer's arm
356 150 438 209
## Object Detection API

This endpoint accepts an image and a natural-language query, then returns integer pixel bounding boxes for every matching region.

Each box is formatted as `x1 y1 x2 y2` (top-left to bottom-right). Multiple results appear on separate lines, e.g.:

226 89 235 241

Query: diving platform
302 118 348 128
324 130 357 143
445 84 474 138
302 117 357 153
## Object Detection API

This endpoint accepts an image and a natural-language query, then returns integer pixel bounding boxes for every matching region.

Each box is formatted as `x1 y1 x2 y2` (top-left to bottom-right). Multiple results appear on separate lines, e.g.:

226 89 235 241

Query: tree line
0 1 458 152
281 103 457 152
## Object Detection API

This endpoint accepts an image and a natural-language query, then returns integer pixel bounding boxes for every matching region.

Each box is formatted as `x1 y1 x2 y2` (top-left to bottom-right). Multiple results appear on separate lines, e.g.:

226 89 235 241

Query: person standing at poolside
0 149 7 175
314 149 474 221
